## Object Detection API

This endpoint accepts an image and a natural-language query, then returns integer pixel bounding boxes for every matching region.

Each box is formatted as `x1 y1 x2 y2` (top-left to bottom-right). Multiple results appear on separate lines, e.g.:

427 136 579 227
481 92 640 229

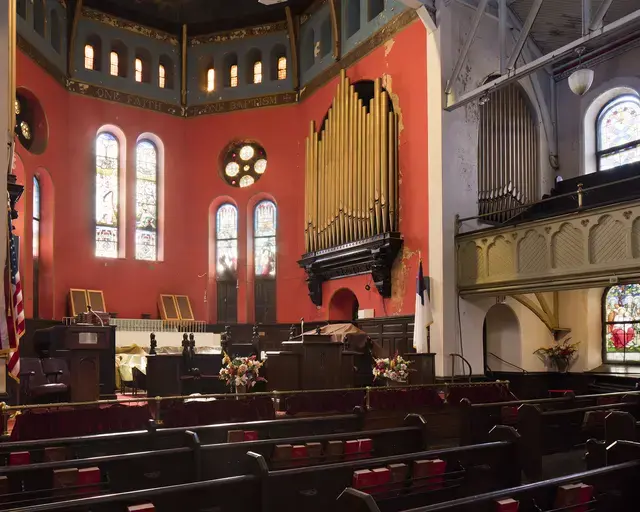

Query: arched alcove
328 288 359 322
483 303 521 373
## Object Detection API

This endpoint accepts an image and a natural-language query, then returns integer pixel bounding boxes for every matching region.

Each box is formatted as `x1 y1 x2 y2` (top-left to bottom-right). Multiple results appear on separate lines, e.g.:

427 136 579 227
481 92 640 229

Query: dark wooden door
254 279 276 323
217 281 237 324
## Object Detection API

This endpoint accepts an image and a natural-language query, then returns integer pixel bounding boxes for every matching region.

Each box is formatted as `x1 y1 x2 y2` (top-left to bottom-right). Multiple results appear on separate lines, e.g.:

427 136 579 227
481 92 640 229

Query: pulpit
27 325 115 401
281 335 343 390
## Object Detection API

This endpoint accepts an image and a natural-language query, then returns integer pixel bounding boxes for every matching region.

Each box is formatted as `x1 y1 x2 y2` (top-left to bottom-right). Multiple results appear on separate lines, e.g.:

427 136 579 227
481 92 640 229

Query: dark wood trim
68 0 82 77
81 7 179 45
190 22 288 46
285 6 299 91
328 0 341 60
187 92 298 116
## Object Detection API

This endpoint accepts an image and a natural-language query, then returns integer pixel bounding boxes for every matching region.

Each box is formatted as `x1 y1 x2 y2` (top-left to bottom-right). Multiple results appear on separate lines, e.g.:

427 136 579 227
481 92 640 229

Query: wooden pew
6 429 521 512
585 410 640 470
248 426 521 512
0 416 428 508
337 457 640 511
517 399 640 479
459 390 639 445
0 410 365 464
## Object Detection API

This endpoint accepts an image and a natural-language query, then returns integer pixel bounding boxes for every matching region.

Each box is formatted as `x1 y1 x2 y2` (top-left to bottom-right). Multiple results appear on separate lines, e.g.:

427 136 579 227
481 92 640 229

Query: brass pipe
329 98 336 247
316 137 322 250
388 111 396 232
373 79 382 235
355 97 362 241
380 90 389 233
338 72 345 245
305 128 310 252
311 129 318 252
368 99 375 237
348 84 355 243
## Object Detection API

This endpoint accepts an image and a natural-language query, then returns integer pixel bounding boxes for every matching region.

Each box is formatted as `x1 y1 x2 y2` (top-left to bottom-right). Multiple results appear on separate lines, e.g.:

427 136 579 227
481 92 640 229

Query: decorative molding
299 9 418 101
186 92 298 117
457 200 640 296
17 8 415 118
67 80 184 116
81 7 179 45
189 22 288 46
298 232 404 306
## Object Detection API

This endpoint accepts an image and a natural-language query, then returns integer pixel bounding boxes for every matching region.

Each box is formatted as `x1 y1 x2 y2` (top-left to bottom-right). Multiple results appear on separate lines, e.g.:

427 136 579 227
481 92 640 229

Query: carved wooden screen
478 82 538 224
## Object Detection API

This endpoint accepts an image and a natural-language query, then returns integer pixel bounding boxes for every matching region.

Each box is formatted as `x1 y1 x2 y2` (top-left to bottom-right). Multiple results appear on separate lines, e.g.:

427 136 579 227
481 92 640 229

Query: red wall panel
15 19 428 323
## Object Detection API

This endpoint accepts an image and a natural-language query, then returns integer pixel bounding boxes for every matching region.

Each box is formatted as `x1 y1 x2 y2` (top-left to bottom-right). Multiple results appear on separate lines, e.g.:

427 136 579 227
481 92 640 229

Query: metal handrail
449 353 473 383
488 352 528 373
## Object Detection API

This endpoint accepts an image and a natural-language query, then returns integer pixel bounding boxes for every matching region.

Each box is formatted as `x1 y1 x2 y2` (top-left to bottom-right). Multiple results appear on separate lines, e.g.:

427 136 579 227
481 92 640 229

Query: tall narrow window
32 176 41 319
207 68 215 92
84 45 95 70
254 200 276 323
597 95 640 171
33 0 45 36
135 58 143 82
95 132 120 258
110 51 119 76
277 57 287 80
159 64 166 88
135 140 158 261
253 61 262 84
216 204 238 323
230 65 238 88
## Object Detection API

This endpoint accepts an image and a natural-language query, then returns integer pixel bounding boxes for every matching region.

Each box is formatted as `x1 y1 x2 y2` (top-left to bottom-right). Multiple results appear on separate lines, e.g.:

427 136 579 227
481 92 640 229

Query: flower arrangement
219 354 266 390
372 353 413 383
534 338 580 372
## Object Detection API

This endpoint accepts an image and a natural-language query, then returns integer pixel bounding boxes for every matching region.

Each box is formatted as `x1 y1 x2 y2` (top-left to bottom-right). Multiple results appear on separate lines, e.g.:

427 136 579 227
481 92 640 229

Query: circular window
221 141 267 188
14 89 49 154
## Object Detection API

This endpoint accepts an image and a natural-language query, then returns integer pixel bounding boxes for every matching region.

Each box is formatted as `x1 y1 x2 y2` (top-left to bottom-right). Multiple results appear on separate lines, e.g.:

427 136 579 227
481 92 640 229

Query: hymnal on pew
495 498 519 511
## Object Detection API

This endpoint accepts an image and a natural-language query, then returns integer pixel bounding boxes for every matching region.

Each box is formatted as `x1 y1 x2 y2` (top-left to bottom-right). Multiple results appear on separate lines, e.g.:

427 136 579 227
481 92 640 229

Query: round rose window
222 141 267 188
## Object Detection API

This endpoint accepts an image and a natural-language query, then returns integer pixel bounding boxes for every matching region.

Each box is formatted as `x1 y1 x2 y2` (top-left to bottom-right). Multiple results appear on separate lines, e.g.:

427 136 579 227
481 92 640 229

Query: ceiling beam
506 0 543 70
328 0 341 60
590 0 615 31
445 8 640 110
445 0 490 95
68 0 83 77
499 0 507 74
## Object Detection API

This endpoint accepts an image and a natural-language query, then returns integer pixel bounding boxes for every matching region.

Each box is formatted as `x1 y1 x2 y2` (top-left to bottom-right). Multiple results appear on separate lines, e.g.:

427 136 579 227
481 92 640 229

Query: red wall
15 19 428 323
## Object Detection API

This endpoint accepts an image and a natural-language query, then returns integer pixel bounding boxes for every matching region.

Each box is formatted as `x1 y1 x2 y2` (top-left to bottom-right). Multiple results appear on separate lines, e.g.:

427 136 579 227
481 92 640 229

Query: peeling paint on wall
382 74 404 134
390 246 420 313
384 39 395 57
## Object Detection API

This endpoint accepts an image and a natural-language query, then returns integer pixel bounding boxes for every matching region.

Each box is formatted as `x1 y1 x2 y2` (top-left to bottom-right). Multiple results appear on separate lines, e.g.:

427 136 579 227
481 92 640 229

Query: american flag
1 202 24 380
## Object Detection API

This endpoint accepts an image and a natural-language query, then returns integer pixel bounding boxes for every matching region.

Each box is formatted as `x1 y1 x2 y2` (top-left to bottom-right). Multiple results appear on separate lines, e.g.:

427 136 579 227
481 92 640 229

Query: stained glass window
84 45 94 70
597 95 640 171
216 204 238 278
110 51 119 76
230 65 238 88
253 61 262 84
604 284 640 363
135 140 158 261
207 68 215 92
95 132 120 258
254 201 276 278
277 57 287 80
33 176 40 259
159 65 166 88
135 58 143 82
222 142 268 188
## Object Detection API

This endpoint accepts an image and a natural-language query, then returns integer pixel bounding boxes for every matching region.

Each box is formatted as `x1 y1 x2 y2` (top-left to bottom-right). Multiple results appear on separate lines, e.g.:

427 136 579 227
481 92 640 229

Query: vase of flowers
372 353 413 385
219 354 266 393
534 338 580 373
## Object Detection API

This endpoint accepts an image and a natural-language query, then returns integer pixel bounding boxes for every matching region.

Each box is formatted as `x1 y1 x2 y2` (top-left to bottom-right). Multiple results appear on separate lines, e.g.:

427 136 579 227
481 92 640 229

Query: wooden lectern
30 325 115 401
280 334 343 390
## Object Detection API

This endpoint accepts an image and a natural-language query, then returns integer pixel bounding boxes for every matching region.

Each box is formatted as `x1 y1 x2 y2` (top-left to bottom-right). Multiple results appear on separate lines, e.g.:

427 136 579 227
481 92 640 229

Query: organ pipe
304 70 399 252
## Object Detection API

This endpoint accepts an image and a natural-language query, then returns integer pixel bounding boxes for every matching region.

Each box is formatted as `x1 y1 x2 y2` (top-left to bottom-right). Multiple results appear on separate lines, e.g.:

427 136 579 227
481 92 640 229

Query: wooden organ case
298 71 403 305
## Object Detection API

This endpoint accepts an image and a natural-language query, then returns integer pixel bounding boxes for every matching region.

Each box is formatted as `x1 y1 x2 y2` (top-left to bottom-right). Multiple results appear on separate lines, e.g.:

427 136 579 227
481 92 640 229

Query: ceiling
509 0 640 54
75 0 317 36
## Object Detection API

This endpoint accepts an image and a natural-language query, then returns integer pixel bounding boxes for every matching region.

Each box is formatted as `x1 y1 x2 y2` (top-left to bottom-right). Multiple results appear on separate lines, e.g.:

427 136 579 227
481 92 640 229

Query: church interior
2 0 640 510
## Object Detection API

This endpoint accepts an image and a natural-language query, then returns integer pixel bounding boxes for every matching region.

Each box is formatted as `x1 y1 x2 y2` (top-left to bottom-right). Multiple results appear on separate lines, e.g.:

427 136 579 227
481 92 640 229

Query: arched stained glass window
135 140 158 261
84 45 95 70
216 204 238 277
254 201 276 278
159 65 166 88
207 68 215 92
277 57 287 80
110 51 119 76
33 176 41 318
604 284 640 363
230 65 238 88
95 132 120 258
135 58 143 82
597 95 640 171
253 61 262 84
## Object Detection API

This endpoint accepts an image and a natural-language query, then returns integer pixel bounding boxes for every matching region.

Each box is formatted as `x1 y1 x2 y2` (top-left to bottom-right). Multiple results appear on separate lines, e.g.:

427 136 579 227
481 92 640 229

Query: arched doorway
328 288 359 322
483 303 521 373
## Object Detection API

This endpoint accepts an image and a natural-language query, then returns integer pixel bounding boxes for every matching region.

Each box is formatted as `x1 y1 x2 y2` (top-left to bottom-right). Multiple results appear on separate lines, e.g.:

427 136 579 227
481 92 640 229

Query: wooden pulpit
281 334 343 390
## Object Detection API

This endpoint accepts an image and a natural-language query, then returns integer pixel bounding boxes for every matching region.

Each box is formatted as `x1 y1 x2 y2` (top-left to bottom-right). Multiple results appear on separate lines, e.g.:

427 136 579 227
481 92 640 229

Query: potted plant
372 353 413 386
534 338 580 373
219 354 266 393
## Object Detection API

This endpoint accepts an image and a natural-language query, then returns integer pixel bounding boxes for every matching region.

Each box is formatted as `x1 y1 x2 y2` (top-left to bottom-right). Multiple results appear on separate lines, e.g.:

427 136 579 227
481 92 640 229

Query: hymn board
298 70 403 306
